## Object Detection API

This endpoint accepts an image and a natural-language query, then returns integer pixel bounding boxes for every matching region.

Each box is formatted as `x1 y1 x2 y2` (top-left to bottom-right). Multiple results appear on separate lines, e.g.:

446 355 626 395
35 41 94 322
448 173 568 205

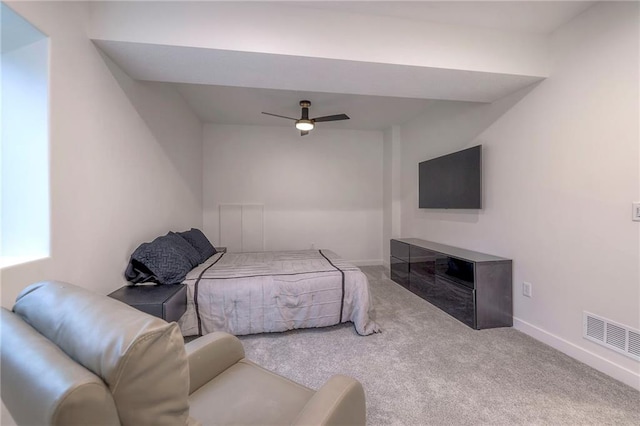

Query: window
1 3 49 267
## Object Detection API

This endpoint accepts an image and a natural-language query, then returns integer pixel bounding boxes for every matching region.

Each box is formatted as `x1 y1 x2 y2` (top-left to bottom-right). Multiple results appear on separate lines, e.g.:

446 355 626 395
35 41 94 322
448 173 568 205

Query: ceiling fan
262 100 350 136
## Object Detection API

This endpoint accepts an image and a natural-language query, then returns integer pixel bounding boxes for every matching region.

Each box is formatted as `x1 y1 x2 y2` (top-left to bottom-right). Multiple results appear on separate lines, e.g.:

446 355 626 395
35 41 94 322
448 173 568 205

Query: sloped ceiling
91 1 594 130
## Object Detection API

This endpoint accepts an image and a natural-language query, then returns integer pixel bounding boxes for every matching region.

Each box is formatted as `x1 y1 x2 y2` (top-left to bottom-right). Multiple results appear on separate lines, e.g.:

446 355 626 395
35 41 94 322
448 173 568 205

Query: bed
177 249 380 336
125 229 379 336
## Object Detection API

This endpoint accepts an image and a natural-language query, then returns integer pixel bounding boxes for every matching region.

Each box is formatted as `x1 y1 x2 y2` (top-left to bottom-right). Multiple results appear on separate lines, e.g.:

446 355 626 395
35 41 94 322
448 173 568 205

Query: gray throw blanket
125 232 200 285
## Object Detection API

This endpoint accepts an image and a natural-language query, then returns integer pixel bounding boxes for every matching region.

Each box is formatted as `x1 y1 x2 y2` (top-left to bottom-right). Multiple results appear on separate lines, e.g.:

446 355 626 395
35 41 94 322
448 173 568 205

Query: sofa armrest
292 375 366 426
184 332 245 394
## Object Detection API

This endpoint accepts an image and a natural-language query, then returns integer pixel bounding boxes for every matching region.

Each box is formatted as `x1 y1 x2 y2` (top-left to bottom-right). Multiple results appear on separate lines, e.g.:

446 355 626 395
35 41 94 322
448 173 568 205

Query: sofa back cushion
12 281 190 426
1 308 120 426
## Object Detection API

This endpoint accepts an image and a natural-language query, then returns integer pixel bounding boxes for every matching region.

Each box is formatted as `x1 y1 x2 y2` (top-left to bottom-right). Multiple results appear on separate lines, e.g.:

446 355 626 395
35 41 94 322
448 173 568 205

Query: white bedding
178 249 380 336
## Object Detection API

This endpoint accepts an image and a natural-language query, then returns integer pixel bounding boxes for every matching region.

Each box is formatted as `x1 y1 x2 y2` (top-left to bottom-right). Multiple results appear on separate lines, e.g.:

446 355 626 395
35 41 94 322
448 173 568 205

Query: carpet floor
238 265 640 425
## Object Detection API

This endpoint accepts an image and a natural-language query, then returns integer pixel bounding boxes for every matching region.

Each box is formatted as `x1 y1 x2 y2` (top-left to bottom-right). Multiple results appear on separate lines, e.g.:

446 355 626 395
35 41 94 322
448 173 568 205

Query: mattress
178 249 380 336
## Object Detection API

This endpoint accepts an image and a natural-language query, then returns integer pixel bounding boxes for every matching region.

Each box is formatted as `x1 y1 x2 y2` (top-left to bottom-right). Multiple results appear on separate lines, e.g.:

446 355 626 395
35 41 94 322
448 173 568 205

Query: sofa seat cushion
189 359 314 425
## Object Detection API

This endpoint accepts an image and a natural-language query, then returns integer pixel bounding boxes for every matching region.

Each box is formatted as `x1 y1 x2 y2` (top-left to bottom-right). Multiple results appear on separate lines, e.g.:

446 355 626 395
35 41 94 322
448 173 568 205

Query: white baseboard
350 259 384 267
514 317 640 391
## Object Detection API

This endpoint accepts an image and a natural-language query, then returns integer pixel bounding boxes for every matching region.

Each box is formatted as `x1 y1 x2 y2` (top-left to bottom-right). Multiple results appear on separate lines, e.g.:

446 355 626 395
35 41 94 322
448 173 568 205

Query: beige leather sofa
0 281 366 425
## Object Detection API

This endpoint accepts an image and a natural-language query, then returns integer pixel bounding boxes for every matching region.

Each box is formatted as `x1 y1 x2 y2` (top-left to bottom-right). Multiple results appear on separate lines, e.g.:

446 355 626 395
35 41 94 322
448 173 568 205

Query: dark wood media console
390 238 512 329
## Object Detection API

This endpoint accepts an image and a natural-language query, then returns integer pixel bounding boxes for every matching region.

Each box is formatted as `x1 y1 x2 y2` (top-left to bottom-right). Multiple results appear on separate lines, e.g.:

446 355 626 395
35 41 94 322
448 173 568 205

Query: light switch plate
633 202 640 222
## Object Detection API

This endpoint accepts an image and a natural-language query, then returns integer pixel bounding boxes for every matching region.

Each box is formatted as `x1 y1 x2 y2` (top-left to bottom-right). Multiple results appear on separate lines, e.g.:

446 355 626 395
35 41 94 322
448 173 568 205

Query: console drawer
409 246 436 284
390 257 409 289
390 239 410 262
430 276 476 328
436 256 475 290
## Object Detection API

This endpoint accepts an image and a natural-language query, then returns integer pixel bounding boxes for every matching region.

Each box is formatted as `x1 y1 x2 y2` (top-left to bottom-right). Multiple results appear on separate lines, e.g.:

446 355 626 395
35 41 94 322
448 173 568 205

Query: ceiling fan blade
262 112 298 120
300 130 310 136
312 114 350 123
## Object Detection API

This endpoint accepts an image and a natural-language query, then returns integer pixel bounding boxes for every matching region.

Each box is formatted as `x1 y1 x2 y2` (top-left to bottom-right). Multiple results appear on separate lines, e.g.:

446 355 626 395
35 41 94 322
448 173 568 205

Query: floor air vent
629 331 640 358
583 312 640 361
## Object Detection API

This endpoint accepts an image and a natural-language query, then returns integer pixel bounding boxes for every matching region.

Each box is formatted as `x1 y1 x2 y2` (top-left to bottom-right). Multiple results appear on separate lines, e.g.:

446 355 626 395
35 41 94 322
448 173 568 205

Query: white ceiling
96 1 595 131
175 83 469 130
96 37 543 130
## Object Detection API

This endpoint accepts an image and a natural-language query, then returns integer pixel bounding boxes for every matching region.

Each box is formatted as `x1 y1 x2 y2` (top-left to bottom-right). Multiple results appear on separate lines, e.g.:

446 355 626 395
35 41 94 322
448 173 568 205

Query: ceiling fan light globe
295 120 315 131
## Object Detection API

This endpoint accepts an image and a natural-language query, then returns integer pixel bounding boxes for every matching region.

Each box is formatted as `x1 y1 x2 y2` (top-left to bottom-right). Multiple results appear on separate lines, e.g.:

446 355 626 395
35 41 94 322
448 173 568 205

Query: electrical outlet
633 202 640 222
523 282 532 298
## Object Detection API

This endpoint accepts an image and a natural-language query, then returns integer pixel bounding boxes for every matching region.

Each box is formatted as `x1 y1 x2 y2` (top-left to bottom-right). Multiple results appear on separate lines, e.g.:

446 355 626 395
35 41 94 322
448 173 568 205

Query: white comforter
178 250 380 336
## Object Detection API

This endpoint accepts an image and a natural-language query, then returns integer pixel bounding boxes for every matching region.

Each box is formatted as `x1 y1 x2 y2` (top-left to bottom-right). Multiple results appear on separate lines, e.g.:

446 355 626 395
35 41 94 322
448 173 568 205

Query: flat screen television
418 145 482 209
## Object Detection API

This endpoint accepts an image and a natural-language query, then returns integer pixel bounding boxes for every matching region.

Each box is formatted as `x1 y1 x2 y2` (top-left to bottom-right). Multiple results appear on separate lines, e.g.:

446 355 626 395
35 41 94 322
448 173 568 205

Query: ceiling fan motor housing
300 100 311 120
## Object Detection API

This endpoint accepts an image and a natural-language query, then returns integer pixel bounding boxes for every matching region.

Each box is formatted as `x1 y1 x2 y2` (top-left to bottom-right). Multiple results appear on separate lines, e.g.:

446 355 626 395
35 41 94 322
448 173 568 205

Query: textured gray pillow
178 228 217 263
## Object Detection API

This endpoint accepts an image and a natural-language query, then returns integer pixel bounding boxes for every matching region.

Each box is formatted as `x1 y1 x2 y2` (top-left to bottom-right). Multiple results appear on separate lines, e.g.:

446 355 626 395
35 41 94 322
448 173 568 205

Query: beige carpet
239 265 640 425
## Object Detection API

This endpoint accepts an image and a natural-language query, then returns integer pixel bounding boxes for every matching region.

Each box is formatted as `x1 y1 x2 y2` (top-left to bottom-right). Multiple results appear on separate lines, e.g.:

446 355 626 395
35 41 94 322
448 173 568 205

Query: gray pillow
178 228 217 263
166 232 201 268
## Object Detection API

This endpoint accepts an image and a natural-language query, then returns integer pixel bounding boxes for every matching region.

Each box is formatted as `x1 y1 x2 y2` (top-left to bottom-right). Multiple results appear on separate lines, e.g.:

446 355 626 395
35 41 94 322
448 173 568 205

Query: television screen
418 145 482 209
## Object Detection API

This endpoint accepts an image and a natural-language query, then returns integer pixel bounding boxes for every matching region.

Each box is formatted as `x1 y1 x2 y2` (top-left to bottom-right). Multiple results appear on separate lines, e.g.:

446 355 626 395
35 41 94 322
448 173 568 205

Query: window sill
0 255 49 269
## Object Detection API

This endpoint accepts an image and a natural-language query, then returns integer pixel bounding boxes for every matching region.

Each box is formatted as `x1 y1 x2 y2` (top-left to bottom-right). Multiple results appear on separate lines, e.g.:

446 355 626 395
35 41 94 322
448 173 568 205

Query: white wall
396 2 639 388
0 1 203 306
382 125 402 264
203 124 383 264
